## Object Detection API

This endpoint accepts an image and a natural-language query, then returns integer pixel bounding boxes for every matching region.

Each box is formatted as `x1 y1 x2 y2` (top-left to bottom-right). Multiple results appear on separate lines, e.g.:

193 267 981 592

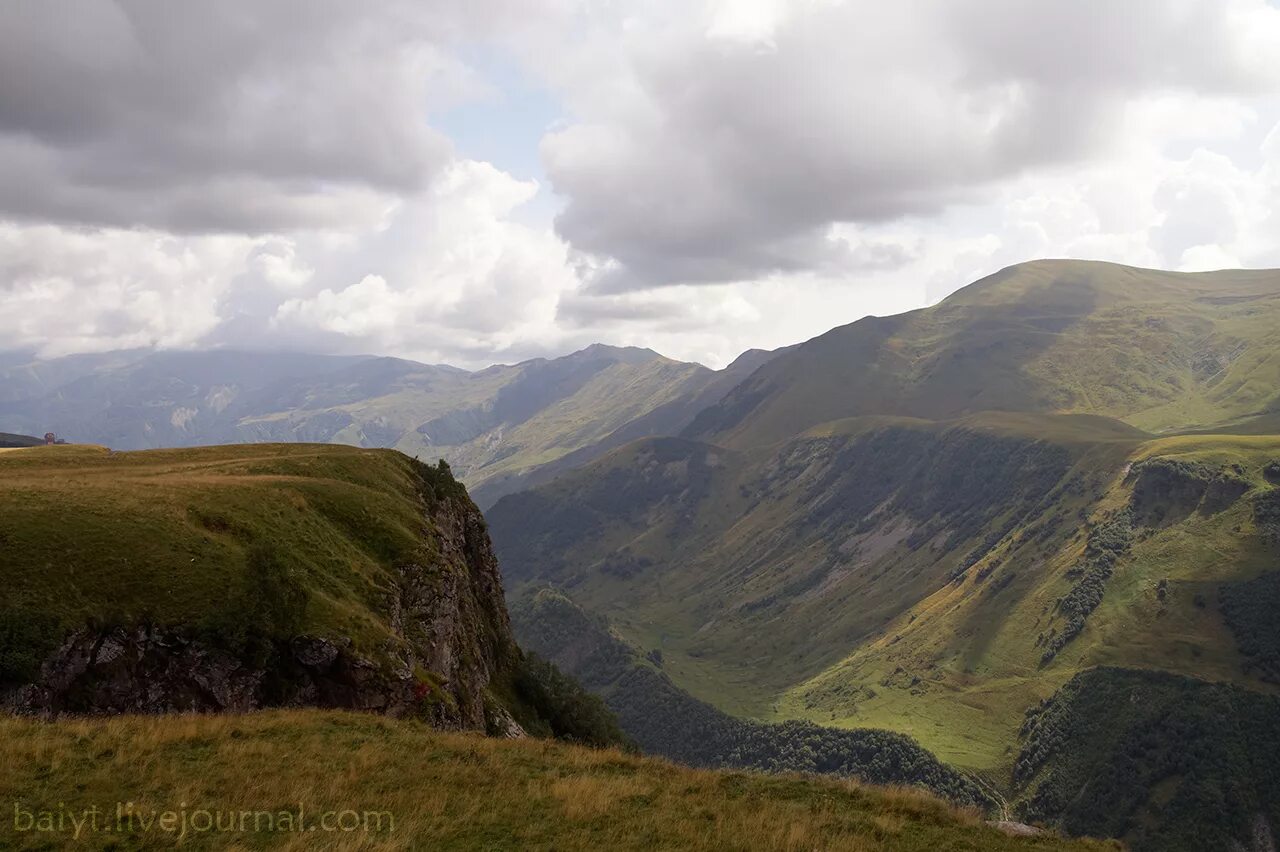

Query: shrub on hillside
1016 667 1280 852
1041 510 1133 664
1254 489 1280 547
511 652 632 750
1220 571 1280 683
0 607 62 686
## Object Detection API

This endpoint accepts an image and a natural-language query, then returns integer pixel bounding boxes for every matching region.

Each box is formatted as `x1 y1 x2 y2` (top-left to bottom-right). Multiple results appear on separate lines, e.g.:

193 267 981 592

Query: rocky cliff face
3 458 523 736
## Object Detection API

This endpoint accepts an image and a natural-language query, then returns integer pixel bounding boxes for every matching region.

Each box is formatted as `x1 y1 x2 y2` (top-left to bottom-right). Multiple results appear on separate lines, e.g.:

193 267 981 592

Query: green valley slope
510 586 995 809
494 417 1280 852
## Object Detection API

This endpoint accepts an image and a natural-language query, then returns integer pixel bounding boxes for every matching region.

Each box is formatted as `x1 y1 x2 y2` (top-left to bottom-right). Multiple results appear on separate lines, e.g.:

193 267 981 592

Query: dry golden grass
0 710 1118 851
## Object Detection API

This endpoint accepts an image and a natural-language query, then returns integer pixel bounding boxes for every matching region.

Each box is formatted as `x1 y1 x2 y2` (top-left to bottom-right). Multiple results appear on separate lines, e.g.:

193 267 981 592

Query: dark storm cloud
0 1 459 233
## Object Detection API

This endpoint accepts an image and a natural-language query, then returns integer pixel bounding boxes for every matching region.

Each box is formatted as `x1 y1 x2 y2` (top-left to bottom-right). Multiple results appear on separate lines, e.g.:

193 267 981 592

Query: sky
2 1 1280 369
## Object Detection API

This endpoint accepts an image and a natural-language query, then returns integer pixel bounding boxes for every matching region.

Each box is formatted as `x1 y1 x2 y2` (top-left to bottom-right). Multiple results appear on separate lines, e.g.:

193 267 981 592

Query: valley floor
0 710 1113 851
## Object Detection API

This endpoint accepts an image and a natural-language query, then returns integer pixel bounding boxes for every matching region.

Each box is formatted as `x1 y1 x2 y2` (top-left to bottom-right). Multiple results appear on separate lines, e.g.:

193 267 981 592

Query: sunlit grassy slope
0 710 1111 851
687 260 1280 448
785 431 1280 773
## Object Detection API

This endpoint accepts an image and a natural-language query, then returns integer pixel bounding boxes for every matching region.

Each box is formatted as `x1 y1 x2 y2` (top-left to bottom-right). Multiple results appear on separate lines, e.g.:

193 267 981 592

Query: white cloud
266 160 576 364
0 223 250 357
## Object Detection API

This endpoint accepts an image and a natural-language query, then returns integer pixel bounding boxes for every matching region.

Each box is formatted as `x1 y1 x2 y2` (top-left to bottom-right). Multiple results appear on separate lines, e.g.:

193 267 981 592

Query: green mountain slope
687 260 1280 447
489 260 1280 851
511 586 993 809
492 420 1280 731
1014 668 1280 852
491 415 1143 721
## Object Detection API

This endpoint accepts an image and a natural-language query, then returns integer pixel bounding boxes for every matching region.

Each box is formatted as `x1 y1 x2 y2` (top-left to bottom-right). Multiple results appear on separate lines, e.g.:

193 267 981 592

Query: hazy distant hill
0 432 43 448
0 344 777 506
490 260 1280 851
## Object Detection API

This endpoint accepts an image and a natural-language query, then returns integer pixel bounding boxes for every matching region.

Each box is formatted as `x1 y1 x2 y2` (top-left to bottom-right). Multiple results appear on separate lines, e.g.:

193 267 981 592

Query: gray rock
987 821 1045 837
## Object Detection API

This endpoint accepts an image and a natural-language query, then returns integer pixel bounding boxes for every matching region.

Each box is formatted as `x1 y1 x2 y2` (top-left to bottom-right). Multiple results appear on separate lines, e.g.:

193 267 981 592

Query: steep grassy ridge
0 444 525 728
687 260 1280 447
0 444 455 661
0 710 1110 851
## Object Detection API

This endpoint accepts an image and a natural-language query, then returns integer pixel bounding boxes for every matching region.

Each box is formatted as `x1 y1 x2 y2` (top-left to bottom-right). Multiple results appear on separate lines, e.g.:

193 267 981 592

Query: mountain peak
571 343 666 364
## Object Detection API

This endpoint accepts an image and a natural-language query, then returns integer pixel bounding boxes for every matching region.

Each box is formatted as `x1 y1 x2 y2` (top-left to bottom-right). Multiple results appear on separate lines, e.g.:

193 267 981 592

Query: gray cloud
0 0 469 233
543 0 1280 291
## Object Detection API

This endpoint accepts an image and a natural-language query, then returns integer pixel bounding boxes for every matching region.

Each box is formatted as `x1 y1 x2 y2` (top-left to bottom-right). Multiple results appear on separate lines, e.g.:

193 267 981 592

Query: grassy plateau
0 442 445 669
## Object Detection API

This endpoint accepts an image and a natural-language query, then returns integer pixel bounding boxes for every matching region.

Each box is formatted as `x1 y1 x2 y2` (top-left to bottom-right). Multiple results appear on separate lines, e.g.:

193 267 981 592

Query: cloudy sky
3 0 1280 368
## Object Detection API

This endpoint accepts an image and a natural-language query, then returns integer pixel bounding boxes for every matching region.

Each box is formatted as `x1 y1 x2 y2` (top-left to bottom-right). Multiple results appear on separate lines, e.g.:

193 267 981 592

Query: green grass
0 710 1113 851
0 443 449 670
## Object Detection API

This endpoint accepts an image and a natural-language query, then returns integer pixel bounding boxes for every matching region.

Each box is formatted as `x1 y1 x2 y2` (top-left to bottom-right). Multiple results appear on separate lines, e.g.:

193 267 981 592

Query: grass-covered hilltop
489 260 1280 852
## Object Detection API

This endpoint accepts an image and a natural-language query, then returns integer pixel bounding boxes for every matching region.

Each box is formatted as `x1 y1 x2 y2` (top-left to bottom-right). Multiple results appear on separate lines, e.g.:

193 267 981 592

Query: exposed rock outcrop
1128 457 1250 526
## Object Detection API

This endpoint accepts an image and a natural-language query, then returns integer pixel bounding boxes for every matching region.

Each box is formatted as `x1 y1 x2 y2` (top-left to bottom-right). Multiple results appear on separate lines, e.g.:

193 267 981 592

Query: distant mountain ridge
686 260 1280 447
0 343 779 506
0 432 44 448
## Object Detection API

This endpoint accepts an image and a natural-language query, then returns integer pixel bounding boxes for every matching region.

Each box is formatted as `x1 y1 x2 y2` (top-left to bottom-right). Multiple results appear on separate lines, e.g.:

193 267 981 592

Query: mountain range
0 344 777 507
486 259 1280 851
